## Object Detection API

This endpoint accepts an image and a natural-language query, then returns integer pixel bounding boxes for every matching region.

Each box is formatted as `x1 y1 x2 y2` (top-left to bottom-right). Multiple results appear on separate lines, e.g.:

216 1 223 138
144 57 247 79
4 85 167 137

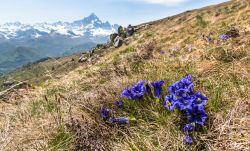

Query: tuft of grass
30 97 59 117
30 99 44 117
121 46 137 54
206 81 223 112
48 125 72 150
196 15 208 28
129 60 145 73
144 32 154 38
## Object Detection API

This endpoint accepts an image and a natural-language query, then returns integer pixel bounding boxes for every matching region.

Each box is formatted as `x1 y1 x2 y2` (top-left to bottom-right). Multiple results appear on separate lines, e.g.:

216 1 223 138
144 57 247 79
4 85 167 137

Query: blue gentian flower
207 36 212 42
130 80 146 100
116 117 129 124
114 100 124 108
193 92 208 105
109 117 117 124
101 107 112 120
164 94 195 111
186 104 208 125
163 95 176 111
174 95 196 110
169 75 194 96
184 135 193 144
151 80 165 98
220 34 229 41
163 75 208 144
109 117 129 124
121 86 134 100
183 124 194 132
145 83 152 95
121 81 146 100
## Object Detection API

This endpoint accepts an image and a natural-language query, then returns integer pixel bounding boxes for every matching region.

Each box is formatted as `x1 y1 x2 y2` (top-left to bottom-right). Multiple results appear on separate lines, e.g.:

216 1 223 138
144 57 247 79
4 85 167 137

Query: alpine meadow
0 0 249 150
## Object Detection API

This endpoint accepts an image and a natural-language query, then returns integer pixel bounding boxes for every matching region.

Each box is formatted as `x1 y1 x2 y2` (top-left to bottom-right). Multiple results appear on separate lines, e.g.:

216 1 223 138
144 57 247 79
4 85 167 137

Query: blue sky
0 0 228 25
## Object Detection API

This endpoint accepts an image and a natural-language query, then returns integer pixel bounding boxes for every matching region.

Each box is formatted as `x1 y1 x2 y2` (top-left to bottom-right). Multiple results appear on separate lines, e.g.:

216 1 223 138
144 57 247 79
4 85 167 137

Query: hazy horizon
0 0 229 26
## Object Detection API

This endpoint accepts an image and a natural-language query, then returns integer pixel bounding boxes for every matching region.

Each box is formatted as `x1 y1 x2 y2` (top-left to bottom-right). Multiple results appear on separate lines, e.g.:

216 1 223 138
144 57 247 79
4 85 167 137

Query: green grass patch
29 95 60 117
144 32 154 38
196 15 208 28
48 125 72 150
121 46 137 54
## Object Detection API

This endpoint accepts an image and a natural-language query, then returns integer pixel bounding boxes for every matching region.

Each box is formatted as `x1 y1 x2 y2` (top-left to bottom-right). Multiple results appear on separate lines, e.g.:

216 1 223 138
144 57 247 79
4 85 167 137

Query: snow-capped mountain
0 13 119 40
0 13 119 74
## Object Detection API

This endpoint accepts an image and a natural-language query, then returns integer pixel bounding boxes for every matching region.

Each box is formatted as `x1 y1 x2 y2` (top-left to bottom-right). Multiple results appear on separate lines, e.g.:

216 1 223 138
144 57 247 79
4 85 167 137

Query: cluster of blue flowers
121 80 165 100
101 80 165 125
205 33 233 43
163 75 208 144
101 75 208 145
219 34 230 41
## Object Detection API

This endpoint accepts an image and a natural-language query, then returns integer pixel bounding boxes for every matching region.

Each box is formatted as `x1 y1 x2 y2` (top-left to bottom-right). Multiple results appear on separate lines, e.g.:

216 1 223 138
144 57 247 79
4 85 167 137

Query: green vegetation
196 15 208 28
48 126 72 150
144 32 154 38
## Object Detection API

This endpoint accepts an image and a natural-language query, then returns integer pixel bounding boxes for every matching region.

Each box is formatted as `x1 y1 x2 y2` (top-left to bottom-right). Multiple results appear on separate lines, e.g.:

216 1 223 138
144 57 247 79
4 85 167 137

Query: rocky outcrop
110 25 136 48
78 24 139 64
126 24 135 37
110 33 118 43
78 55 88 63
114 36 123 48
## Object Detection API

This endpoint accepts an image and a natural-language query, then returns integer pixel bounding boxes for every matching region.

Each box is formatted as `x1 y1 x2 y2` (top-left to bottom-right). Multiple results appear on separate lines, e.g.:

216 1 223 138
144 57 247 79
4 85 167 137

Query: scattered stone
119 33 127 39
110 33 118 43
3 81 15 87
96 44 107 49
78 55 88 63
118 26 124 35
113 36 123 48
118 26 127 38
126 24 135 37
123 38 131 45
109 24 137 48
87 58 93 63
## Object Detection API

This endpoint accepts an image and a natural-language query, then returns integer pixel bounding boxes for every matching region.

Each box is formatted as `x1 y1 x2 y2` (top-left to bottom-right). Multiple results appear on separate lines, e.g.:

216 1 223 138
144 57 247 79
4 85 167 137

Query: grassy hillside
0 46 43 73
0 0 249 150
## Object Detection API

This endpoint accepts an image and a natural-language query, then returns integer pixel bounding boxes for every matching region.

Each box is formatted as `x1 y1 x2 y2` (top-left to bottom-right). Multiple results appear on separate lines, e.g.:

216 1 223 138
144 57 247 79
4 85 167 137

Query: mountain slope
0 13 119 74
0 0 249 150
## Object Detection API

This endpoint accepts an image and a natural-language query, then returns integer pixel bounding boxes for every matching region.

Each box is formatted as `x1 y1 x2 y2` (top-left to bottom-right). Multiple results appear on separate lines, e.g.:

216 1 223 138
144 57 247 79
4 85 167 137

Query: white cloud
133 0 190 6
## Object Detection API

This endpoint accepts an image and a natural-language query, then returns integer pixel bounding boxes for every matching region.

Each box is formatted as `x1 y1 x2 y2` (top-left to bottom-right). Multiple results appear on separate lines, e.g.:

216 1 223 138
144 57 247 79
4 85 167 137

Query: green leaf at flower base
155 98 160 104
129 116 136 121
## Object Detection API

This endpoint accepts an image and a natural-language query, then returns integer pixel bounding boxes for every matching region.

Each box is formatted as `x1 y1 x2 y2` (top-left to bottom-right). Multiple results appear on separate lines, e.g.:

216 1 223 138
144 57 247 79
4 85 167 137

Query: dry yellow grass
0 0 250 150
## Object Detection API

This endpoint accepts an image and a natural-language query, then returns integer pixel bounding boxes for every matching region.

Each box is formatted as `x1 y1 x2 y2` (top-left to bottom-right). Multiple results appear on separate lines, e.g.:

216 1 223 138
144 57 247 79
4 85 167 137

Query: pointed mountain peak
89 13 98 18
72 13 103 26
83 13 100 22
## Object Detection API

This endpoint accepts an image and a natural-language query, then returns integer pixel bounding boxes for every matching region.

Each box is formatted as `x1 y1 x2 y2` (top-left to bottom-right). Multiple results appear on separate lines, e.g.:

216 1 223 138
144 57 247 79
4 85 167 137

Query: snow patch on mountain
0 13 119 40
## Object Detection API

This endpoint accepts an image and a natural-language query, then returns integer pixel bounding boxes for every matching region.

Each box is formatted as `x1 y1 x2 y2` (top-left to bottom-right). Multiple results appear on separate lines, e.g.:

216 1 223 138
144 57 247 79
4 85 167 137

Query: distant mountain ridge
0 13 119 74
0 13 119 40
